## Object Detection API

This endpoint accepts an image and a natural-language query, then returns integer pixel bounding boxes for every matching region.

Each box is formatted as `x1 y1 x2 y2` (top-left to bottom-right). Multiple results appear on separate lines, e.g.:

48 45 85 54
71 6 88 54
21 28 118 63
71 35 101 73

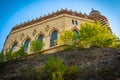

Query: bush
4 49 13 61
111 37 120 48
13 46 27 58
64 66 79 80
45 56 80 80
45 56 66 80
58 30 75 45
0 46 27 62
78 21 119 48
30 40 44 53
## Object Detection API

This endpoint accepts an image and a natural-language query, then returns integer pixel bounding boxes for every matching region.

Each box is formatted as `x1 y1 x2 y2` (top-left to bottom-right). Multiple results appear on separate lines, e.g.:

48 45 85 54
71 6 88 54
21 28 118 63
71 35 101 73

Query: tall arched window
12 43 17 51
73 30 79 40
38 35 43 42
50 31 58 47
24 39 30 53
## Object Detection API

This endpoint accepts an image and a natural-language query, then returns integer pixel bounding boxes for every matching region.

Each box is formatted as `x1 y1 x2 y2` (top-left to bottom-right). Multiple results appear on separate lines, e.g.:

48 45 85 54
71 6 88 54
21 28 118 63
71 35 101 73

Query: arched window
38 35 43 42
24 39 30 53
73 30 79 40
50 31 58 47
12 43 17 51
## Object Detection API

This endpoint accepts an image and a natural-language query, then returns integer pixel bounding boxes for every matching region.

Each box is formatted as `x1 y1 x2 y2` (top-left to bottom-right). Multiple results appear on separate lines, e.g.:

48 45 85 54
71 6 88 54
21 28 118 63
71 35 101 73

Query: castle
3 9 109 54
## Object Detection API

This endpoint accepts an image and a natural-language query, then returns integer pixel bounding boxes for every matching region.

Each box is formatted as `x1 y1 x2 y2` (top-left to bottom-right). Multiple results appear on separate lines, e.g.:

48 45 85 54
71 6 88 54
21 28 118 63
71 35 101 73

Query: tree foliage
0 46 27 62
30 40 44 53
58 30 75 45
13 46 27 58
4 49 13 61
58 21 120 48
45 56 79 80
78 21 119 48
45 56 66 80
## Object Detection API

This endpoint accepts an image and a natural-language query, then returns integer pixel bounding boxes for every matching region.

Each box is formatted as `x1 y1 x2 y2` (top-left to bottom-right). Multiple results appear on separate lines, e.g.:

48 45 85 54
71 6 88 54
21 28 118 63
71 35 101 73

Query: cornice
11 8 107 31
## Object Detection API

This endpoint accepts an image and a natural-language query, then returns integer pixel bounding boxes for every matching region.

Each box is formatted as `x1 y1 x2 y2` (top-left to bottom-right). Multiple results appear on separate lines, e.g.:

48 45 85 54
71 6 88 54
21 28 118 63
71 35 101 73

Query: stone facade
3 9 109 54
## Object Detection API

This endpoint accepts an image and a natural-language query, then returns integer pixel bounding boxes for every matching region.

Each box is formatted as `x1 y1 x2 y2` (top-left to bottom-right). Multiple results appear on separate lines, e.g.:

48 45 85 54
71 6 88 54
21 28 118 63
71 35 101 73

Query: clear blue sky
0 0 120 52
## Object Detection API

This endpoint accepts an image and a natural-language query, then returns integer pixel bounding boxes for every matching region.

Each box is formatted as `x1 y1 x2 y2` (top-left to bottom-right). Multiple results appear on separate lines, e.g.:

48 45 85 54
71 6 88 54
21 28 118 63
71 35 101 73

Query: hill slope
0 47 120 80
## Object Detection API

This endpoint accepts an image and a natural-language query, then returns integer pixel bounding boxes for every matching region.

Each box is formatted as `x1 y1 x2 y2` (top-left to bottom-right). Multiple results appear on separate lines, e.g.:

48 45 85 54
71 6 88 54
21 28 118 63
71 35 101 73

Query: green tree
45 56 66 80
64 66 79 80
4 49 13 61
78 21 119 48
30 40 44 53
12 46 27 58
110 37 120 48
58 30 75 45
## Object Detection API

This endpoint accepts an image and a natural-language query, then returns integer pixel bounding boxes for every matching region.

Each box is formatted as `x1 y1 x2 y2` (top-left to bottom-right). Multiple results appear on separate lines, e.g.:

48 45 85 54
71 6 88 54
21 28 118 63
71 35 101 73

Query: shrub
30 40 44 53
64 66 79 80
45 56 80 80
4 49 13 61
45 56 66 80
1 46 27 61
111 37 120 48
58 30 75 45
78 21 119 48
13 46 27 58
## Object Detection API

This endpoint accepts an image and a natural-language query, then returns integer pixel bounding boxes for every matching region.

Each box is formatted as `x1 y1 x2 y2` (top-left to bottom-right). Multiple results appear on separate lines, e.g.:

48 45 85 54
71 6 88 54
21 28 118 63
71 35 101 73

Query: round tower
89 9 109 26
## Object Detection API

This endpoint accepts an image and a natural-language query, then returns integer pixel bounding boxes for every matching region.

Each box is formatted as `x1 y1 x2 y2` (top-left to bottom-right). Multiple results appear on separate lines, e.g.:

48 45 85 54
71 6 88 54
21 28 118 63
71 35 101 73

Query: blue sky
0 0 120 52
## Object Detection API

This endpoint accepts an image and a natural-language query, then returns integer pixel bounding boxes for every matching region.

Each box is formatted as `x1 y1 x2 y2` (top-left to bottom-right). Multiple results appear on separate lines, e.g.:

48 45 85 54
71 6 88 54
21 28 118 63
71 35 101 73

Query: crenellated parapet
11 8 99 31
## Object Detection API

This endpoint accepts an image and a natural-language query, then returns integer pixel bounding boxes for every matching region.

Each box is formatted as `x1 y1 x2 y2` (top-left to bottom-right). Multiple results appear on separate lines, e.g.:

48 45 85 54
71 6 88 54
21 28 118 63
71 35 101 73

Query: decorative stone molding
35 31 45 40
45 25 49 32
32 29 37 36
20 33 24 40
49 27 59 36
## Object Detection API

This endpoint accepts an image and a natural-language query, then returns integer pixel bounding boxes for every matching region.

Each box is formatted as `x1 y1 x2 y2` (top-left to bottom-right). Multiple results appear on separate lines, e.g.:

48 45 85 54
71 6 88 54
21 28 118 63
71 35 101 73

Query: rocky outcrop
0 47 120 80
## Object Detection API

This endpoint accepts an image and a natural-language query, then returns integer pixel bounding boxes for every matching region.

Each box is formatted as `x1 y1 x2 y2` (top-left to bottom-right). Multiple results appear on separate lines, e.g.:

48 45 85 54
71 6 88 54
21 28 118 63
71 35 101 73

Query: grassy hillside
0 47 120 80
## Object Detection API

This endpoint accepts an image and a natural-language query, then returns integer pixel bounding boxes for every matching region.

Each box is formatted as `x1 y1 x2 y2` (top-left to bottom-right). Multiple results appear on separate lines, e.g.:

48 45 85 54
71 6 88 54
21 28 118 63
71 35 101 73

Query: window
73 30 79 41
72 20 74 25
72 20 78 25
50 31 58 47
12 43 17 51
38 35 43 42
24 39 30 53
75 20 78 25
